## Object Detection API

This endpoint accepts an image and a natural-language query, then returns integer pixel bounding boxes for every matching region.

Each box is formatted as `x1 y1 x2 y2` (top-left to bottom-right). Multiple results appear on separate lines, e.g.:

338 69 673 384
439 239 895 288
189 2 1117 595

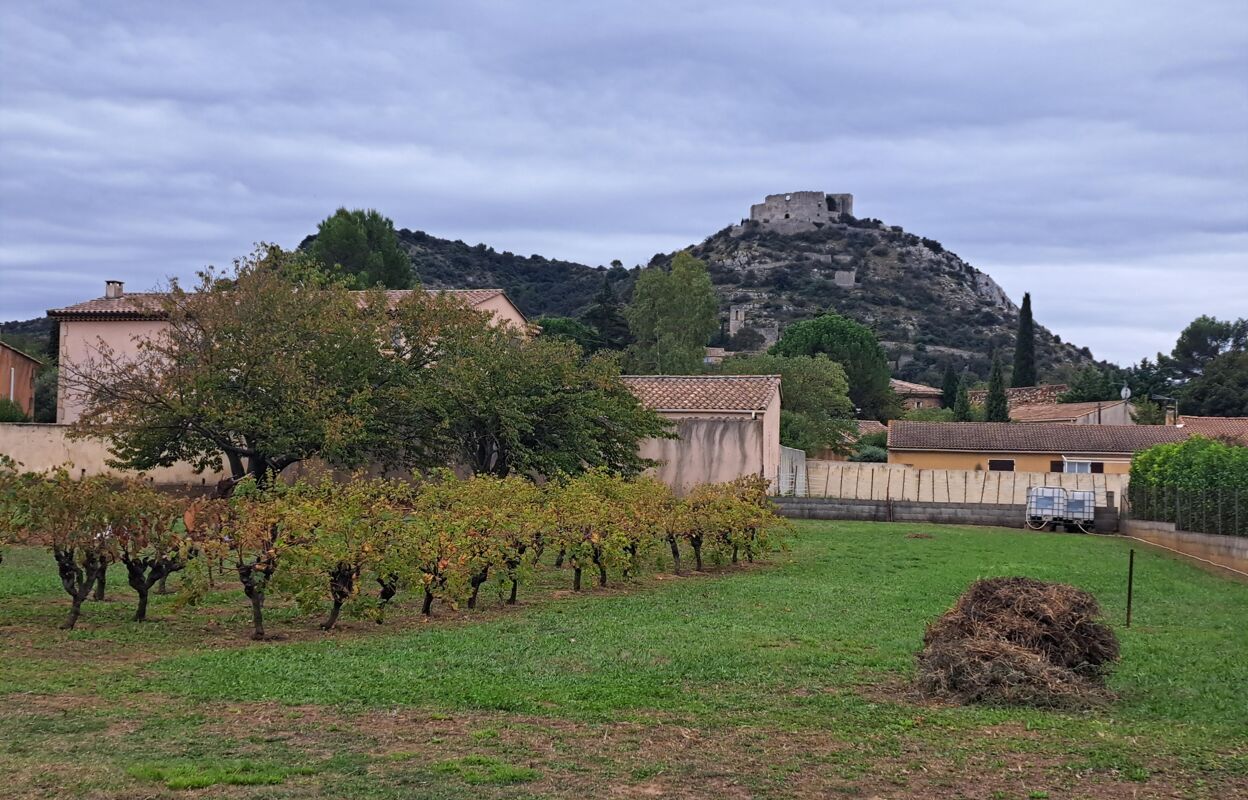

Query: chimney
105 280 124 299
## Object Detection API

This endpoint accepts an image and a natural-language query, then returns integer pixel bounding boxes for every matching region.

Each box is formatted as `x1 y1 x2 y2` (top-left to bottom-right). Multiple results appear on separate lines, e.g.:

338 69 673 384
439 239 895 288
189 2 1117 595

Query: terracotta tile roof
1176 416 1248 445
856 420 888 436
967 384 1068 409
48 288 515 320
887 421 1193 454
621 375 781 412
1010 400 1128 423
890 378 942 397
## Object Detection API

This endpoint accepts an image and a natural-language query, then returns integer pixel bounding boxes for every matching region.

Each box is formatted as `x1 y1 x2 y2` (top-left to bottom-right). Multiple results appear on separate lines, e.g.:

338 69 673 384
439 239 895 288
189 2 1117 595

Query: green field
1 521 1245 799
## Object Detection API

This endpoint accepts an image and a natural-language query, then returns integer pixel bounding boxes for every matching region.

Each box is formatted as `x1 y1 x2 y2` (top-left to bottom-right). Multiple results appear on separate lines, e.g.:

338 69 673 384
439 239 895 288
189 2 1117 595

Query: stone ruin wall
748 191 854 233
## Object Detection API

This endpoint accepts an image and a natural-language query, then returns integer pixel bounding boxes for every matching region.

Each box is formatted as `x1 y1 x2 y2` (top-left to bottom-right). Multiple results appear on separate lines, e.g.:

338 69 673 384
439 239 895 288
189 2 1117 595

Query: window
1065 461 1092 473
988 459 1014 472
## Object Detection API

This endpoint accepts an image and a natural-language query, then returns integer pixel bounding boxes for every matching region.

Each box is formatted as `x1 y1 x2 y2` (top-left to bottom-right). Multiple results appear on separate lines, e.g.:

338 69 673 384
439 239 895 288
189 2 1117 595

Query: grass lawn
1 520 1245 799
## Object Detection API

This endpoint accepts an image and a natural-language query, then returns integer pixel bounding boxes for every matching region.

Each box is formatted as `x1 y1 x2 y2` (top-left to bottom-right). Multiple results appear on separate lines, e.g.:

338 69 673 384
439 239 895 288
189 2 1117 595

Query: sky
1 1 1244 365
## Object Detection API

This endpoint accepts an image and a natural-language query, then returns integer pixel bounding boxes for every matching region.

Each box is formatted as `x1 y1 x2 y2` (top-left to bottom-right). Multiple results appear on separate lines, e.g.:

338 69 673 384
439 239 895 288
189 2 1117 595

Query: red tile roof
1176 416 1248 445
890 378 941 397
1009 400 1129 423
856 420 888 436
48 288 515 320
621 375 781 412
888 421 1192 454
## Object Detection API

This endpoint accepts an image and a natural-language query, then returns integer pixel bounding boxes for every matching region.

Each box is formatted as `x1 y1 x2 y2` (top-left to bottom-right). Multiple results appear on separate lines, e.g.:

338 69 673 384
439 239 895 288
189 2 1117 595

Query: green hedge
1129 437 1248 536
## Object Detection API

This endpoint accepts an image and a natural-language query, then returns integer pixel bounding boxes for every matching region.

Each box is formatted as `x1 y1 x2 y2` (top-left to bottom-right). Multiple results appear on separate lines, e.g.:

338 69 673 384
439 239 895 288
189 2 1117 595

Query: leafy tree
953 381 974 421
307 208 413 288
1181 351 1248 416
432 326 670 478
626 252 719 373
1160 315 1247 383
0 398 27 422
848 445 888 462
718 353 854 454
1011 292 1036 387
772 312 900 421
537 316 601 352
63 247 446 487
1059 366 1118 403
110 483 193 622
579 275 632 352
941 364 960 409
905 406 956 422
728 326 766 352
985 357 1010 422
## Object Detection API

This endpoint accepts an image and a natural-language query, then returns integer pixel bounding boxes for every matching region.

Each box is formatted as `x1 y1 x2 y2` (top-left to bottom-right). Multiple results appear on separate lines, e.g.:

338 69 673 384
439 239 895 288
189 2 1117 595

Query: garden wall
0 423 228 487
1121 519 1248 575
803 461 1125 509
637 416 767 495
776 496 1120 533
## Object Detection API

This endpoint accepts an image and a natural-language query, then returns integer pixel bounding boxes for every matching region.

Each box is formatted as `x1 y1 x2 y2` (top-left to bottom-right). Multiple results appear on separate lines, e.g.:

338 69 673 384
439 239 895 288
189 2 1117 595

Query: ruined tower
748 191 854 233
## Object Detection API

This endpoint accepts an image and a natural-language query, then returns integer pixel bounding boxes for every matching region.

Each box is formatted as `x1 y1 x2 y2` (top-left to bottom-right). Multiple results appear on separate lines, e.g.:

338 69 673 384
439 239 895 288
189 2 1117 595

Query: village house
620 375 782 494
886 420 1195 474
46 281 529 424
0 341 41 418
1008 399 1135 425
890 378 942 410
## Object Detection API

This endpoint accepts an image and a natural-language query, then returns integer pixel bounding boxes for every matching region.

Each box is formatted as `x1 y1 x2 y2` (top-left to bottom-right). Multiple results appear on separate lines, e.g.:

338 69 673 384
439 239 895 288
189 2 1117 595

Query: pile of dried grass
916 576 1120 709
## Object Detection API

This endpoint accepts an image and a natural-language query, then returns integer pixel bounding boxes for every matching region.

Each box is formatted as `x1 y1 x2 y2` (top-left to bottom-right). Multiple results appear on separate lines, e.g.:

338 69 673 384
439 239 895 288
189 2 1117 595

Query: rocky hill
395 201 1096 385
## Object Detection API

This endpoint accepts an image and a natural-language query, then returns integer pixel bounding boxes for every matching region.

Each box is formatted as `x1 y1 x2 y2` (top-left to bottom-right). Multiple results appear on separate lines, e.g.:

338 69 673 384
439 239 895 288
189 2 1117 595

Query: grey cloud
1 0 1245 365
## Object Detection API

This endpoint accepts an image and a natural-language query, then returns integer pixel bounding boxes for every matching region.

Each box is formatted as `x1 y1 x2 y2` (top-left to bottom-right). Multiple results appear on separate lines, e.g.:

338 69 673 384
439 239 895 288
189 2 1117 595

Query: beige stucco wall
888 449 1133 474
1071 402 1133 425
473 294 528 331
57 319 168 423
0 423 229 485
638 416 767 495
761 392 781 489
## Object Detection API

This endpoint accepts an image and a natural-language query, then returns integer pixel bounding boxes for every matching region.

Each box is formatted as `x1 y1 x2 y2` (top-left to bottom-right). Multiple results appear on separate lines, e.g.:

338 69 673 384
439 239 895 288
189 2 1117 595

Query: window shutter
1090 462 1104 474
1050 460 1064 473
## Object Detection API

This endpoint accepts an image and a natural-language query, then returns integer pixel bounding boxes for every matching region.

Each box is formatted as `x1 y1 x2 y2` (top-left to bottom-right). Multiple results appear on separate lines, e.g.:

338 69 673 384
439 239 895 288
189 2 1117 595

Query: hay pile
916 577 1120 709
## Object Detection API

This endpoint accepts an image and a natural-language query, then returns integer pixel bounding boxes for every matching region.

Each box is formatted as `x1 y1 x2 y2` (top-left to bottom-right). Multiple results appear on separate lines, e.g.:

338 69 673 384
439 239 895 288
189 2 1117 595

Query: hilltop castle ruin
748 191 854 233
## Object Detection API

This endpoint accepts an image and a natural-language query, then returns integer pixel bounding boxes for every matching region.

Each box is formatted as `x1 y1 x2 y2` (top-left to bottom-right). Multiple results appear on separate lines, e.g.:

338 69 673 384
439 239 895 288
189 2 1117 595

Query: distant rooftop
621 375 781 413
888 421 1192 454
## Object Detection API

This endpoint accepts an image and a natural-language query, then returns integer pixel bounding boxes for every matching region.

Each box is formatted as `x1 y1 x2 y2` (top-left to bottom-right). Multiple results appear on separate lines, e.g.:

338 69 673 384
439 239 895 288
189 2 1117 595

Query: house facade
0 341 41 418
886 421 1193 474
46 281 528 424
1009 399 1135 425
620 375 782 494
890 378 942 410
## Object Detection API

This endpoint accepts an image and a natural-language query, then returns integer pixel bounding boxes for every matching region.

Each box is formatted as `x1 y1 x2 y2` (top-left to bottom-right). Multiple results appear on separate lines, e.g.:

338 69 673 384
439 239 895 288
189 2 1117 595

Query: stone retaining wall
1122 519 1248 575
776 497 1119 532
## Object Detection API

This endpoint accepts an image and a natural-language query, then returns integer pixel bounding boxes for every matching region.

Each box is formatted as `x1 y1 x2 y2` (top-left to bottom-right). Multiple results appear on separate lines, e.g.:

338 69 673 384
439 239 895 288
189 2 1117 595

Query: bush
917 577 1120 709
0 398 28 422
1129 437 1248 536
849 445 887 462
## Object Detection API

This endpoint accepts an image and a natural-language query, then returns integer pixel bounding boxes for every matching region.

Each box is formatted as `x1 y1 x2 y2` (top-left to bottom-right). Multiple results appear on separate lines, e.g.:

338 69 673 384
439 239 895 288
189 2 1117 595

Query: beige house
887 421 1193 474
0 341 41 418
621 375 782 494
47 281 528 424
890 378 942 410
1010 399 1135 425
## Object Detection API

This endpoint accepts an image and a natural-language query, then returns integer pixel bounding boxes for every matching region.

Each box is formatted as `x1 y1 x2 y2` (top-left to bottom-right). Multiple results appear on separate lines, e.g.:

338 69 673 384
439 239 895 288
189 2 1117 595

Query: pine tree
308 208 413 289
985 357 1010 422
953 379 973 421
579 275 632 352
1011 292 1036 387
941 364 959 408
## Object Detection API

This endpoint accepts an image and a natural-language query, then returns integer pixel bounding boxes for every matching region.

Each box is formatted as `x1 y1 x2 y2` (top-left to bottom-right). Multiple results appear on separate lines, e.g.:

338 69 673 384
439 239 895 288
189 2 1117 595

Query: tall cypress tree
941 363 959 408
1012 292 1036 387
580 275 632 352
952 379 973 422
985 357 1010 422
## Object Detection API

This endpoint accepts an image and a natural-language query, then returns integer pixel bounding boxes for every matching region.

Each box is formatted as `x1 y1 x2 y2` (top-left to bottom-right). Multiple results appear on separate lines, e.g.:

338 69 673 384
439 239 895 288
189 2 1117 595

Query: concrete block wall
776 497 1120 532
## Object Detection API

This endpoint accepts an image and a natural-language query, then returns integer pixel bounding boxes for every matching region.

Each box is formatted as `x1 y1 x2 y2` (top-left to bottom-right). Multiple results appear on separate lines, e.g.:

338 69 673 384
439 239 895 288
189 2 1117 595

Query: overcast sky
1 1 1244 364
